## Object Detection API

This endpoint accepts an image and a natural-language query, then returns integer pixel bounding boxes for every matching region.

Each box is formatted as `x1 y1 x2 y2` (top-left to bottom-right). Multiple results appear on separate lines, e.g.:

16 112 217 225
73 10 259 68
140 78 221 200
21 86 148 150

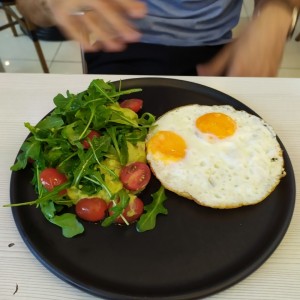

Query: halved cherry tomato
81 130 101 149
120 162 151 191
75 197 108 222
40 168 67 195
119 98 143 113
109 197 144 224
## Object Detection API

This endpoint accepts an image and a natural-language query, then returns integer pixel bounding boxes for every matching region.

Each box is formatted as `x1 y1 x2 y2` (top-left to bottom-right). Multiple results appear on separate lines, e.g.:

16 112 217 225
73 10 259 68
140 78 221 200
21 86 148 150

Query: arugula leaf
136 186 168 232
43 146 66 167
91 105 112 129
50 213 84 238
10 137 40 171
109 108 139 127
77 103 98 140
10 152 27 171
91 79 116 103
36 115 64 130
72 135 111 186
90 79 142 104
3 181 71 208
57 152 80 175
106 127 128 166
102 189 130 227
53 91 84 112
119 135 129 166
61 120 86 144
84 170 113 198
40 200 56 220
125 128 148 144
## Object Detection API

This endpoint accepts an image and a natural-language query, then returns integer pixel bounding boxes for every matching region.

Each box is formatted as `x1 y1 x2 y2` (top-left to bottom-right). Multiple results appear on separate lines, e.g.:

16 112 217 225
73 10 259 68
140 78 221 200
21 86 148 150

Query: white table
0 73 299 300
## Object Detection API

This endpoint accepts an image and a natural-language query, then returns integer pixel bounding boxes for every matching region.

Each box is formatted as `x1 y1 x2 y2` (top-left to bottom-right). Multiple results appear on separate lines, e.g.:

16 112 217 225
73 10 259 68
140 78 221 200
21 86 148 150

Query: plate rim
10 77 296 300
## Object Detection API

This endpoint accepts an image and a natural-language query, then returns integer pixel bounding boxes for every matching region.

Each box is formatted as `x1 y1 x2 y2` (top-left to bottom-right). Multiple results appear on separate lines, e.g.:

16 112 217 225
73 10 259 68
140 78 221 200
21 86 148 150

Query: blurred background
0 0 299 76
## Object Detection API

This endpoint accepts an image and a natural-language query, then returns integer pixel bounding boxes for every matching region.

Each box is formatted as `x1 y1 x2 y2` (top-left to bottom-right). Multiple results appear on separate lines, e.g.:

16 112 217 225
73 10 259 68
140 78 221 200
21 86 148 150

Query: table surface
0 73 299 300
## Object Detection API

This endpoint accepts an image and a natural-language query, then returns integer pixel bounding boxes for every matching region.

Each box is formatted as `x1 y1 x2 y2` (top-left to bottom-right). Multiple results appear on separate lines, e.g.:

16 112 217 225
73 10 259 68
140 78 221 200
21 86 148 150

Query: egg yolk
147 131 187 162
196 112 236 139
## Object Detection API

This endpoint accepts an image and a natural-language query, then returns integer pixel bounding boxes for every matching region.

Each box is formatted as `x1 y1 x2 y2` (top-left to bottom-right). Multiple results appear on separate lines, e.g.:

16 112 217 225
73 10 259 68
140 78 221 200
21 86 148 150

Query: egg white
146 104 285 209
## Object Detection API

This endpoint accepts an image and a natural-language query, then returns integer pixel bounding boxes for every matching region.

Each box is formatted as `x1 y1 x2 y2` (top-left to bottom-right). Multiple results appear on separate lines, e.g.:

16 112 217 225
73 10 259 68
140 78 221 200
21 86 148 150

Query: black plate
10 78 296 300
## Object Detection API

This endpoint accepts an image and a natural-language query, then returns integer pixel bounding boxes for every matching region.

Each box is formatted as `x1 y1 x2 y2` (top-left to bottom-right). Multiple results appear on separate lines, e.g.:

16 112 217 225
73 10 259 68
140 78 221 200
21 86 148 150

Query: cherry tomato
119 98 143 113
27 157 35 164
120 162 151 191
75 197 108 222
40 168 67 195
109 197 144 224
81 130 101 149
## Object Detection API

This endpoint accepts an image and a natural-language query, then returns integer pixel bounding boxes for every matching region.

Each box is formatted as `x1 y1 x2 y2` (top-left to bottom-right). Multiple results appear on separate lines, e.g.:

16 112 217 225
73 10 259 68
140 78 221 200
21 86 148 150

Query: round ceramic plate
10 78 296 300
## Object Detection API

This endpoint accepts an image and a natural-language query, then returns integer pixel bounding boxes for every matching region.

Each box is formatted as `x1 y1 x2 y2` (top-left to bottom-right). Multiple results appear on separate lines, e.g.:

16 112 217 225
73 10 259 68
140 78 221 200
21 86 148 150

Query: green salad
6 79 168 238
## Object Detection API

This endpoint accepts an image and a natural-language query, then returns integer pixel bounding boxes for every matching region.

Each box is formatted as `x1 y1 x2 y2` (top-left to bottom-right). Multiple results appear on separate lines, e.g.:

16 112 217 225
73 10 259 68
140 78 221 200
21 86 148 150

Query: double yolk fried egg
146 104 285 209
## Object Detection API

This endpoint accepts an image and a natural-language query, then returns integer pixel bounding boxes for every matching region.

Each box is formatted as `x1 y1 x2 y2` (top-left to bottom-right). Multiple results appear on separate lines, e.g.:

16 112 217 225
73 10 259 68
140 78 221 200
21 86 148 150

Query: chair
0 0 49 73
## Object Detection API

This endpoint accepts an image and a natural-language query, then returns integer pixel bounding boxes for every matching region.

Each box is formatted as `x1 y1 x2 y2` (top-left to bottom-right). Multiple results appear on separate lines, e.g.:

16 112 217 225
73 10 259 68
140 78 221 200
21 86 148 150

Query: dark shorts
84 43 224 76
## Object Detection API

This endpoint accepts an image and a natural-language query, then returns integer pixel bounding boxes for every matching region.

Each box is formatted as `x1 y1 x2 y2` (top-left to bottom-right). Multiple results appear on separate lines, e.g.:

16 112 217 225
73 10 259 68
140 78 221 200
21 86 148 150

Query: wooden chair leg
23 18 49 73
2 4 49 73
3 5 18 36
80 48 88 74
0 59 5 72
32 39 49 73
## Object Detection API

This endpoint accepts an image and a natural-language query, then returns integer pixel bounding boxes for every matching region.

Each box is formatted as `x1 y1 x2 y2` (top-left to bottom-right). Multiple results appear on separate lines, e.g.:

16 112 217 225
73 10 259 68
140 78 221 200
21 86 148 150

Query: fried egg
146 104 285 209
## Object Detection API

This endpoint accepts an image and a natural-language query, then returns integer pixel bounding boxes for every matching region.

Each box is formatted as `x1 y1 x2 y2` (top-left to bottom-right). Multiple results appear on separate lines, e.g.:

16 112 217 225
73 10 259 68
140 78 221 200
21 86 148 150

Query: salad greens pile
6 79 168 237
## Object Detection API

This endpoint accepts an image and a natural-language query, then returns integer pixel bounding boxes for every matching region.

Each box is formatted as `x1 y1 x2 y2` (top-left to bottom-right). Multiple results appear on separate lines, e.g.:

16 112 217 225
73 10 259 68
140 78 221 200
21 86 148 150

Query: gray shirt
134 0 243 46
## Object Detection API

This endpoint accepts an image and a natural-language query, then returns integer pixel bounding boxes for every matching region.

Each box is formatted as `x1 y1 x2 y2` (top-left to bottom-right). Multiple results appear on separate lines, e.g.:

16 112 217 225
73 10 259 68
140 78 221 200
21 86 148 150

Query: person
16 0 299 76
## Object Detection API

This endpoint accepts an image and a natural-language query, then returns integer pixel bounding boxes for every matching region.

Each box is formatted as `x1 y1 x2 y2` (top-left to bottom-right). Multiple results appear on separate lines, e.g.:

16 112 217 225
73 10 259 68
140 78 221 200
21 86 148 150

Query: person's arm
16 0 55 27
197 0 299 77
16 0 147 52
255 0 300 9
254 0 299 38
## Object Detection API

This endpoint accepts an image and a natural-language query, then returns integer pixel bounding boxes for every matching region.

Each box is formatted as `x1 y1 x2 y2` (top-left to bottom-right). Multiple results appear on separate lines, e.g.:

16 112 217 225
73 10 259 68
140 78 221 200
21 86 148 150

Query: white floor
1 1 300 76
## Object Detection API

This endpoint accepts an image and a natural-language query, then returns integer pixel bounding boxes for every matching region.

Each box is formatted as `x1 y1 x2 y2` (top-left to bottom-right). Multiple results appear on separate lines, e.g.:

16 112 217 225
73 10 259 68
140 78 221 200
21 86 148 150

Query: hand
44 0 147 51
197 2 292 77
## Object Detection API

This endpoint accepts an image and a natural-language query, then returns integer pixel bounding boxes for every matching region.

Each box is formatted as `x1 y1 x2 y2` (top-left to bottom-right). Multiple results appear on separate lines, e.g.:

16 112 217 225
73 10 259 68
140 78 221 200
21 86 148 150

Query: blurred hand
45 0 147 51
197 3 291 77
